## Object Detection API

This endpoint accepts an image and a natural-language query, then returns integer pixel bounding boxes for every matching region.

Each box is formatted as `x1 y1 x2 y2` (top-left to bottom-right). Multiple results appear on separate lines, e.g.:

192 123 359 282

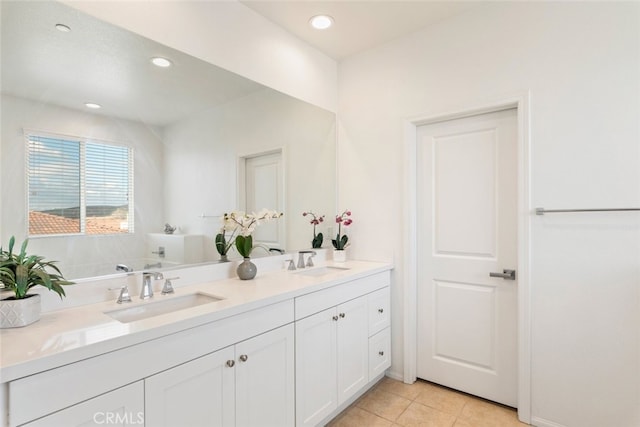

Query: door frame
402 93 531 423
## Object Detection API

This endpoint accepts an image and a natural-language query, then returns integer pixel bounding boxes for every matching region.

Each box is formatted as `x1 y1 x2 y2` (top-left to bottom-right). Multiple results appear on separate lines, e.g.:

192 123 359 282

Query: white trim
402 93 532 423
530 416 568 427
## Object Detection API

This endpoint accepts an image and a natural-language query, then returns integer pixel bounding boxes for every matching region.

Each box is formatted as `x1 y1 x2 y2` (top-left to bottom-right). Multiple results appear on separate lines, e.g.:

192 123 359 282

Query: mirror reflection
0 1 336 280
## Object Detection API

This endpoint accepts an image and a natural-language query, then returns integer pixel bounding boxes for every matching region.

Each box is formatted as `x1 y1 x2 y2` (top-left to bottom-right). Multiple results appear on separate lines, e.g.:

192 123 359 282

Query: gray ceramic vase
237 258 257 280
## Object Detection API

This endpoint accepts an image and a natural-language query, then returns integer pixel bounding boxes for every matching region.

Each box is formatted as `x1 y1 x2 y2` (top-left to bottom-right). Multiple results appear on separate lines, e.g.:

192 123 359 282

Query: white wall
337 2 639 427
0 94 164 279
163 87 336 260
62 0 338 113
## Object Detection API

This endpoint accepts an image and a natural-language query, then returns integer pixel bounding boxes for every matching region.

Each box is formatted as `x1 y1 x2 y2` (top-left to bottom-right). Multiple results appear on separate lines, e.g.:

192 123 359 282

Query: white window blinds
27 133 134 236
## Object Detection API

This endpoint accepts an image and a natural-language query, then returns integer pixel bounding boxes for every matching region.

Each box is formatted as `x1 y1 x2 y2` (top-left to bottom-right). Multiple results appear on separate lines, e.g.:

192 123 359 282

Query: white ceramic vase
0 293 41 328
333 249 347 263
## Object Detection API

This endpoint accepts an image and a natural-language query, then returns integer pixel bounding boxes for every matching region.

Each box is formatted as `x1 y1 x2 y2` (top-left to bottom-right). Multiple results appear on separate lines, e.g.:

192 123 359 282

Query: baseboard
530 416 568 427
385 370 404 382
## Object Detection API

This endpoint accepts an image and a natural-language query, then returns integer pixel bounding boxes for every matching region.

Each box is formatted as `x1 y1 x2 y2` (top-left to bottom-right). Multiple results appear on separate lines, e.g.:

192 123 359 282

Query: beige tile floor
327 377 529 427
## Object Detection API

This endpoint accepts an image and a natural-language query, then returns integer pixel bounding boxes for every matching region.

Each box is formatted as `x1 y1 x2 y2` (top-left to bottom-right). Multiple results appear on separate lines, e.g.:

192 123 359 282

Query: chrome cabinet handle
332 315 339 321
226 360 235 368
339 313 345 318
239 354 248 362
489 269 516 280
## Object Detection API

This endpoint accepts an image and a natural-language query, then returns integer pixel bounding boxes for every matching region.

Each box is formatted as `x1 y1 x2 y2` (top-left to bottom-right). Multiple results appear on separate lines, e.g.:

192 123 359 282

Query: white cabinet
145 324 294 427
295 295 369 427
295 307 337 427
24 382 143 427
336 296 369 404
145 347 235 427
235 323 295 427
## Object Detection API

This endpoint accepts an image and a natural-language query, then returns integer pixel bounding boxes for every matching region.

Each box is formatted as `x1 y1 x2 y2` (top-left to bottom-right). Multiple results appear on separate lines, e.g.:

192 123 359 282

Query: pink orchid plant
303 211 325 248
332 210 352 250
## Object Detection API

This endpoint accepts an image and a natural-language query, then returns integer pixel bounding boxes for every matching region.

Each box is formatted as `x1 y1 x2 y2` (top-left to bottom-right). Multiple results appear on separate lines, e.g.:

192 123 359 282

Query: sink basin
105 293 223 323
295 266 350 277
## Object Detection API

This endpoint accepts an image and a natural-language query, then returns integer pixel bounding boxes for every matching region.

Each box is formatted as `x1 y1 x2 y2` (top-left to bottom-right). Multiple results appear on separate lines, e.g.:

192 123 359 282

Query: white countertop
0 260 392 383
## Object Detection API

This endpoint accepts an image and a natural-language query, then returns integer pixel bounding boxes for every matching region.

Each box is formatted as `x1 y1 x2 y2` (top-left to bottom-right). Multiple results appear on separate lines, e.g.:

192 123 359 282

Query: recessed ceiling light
151 57 172 68
84 103 101 109
55 24 71 33
309 15 334 30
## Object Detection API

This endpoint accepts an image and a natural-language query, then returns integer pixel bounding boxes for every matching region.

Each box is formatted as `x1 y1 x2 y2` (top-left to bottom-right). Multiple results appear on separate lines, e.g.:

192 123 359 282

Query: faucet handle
109 285 132 304
161 277 179 295
287 259 297 271
306 252 316 268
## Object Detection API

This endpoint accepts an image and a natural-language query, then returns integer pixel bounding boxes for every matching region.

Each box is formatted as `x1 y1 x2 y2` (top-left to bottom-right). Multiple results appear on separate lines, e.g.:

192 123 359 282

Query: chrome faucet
116 264 132 273
109 285 132 304
141 272 163 300
297 250 317 269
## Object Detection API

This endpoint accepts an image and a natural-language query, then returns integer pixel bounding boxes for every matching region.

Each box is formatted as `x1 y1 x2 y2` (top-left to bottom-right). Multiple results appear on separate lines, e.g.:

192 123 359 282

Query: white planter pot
333 249 347 263
0 293 41 328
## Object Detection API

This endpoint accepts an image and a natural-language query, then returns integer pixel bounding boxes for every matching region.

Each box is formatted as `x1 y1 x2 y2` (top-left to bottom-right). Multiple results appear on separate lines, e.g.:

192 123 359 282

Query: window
27 133 134 236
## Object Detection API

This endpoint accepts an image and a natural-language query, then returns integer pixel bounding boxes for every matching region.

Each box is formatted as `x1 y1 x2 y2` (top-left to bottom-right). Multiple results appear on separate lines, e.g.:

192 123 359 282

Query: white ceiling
1 1 265 127
240 1 483 60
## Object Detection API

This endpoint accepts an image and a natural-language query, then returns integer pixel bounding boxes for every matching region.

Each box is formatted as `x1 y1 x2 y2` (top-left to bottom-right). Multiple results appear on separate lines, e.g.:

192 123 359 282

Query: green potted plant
223 209 283 280
0 236 73 328
332 210 352 262
303 211 325 249
215 223 239 262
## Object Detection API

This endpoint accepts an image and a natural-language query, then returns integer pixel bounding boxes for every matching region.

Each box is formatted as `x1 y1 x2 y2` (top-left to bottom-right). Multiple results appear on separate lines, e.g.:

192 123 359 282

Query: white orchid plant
216 209 283 258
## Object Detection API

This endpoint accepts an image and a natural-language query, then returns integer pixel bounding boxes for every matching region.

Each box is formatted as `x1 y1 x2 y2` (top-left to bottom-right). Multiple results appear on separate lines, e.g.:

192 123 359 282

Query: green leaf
7 236 15 256
312 232 323 249
215 233 227 255
235 235 253 258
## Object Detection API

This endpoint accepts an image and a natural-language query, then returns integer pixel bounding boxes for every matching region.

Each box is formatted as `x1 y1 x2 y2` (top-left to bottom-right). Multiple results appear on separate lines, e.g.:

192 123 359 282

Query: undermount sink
295 266 351 277
105 293 224 323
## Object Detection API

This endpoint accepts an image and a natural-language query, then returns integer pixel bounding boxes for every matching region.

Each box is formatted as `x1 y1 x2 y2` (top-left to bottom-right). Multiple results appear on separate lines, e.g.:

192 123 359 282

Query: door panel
244 152 284 248
336 295 368 405
416 108 518 407
295 308 337 426
145 347 235 427
236 324 295 427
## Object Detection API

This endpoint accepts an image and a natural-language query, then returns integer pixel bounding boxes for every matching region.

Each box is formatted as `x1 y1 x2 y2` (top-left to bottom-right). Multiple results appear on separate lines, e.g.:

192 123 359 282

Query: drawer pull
332 315 339 321
226 360 235 367
239 354 249 362
378 351 384 356
339 313 345 318
378 308 384 313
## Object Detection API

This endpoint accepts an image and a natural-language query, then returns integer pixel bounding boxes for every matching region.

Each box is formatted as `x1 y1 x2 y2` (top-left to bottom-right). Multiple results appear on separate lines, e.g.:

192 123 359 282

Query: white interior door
416 108 518 407
243 151 284 249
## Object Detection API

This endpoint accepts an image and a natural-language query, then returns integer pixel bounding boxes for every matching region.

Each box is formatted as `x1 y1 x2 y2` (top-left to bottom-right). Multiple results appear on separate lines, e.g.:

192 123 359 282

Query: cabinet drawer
295 271 390 320
368 328 391 381
368 286 390 336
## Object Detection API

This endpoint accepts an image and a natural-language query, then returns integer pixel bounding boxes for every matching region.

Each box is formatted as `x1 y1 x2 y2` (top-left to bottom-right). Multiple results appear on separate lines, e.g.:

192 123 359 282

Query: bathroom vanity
0 260 391 427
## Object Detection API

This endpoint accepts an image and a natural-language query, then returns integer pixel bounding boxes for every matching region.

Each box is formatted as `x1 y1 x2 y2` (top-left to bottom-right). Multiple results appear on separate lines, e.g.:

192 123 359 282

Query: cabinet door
23 382 143 427
235 324 295 427
145 346 235 427
336 295 369 405
369 327 391 380
295 307 338 427
368 286 391 336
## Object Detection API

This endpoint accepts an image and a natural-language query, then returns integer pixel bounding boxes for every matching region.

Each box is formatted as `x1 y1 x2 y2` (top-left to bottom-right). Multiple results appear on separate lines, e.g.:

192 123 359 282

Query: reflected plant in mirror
0 1 336 281
303 211 325 249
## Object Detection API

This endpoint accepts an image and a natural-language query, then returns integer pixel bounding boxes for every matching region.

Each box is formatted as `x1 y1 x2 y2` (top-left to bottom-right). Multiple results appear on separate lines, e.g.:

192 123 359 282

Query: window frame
25 130 135 238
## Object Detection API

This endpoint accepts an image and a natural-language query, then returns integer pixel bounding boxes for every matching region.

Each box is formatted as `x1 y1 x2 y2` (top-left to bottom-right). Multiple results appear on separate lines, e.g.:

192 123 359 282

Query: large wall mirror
0 1 336 281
